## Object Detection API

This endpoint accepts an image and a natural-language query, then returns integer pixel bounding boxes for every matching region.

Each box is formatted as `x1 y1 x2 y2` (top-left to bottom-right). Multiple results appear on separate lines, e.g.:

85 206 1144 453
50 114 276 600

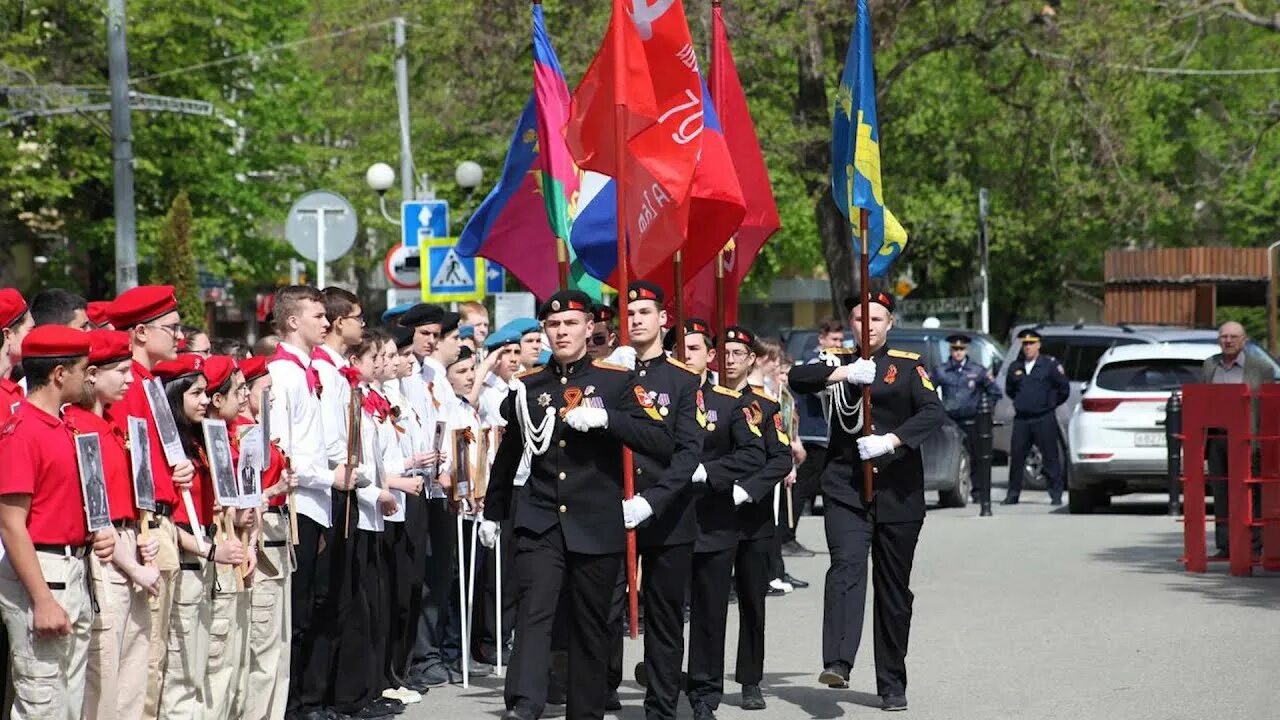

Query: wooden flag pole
673 251 687 362
858 208 874 501
714 250 727 381
556 237 571 291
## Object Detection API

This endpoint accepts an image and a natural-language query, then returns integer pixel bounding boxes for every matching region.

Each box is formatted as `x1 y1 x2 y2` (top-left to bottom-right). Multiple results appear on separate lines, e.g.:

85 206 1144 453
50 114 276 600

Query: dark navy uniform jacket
630 353 704 549
1005 355 1070 419
789 346 946 523
691 380 765 554
736 385 795 541
485 353 673 555
932 357 1001 420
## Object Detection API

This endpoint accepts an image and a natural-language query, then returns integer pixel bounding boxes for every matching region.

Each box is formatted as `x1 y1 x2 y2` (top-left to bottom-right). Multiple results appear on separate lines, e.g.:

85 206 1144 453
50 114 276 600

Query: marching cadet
607 281 704 720
71 329 161 720
153 354 249 720
588 304 617 360
666 320 768 720
0 326 115 720
239 355 298 720
264 285 351 720
933 334 1001 502
718 325 793 711
202 355 256 719
478 290 674 720
789 292 946 712
0 288 32 428
105 284 197 720
1004 328 1070 506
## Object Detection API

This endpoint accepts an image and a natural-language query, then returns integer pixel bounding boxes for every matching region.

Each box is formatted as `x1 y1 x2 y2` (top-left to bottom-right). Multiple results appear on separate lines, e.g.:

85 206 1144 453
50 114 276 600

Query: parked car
780 325 995 509
996 324 1279 490
1067 340 1280 513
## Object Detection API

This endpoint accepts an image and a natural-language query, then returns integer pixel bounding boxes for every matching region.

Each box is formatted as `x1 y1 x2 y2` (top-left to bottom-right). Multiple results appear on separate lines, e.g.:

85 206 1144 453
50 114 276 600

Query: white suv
1066 343 1220 513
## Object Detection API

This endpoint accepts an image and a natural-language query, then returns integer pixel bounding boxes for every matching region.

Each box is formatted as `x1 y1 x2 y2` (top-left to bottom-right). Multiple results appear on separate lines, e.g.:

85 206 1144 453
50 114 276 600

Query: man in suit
1200 321 1274 556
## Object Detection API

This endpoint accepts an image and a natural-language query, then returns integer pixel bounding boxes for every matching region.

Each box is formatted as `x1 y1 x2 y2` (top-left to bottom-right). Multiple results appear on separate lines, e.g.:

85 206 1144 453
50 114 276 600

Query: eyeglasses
149 322 184 338
725 349 753 361
340 313 365 327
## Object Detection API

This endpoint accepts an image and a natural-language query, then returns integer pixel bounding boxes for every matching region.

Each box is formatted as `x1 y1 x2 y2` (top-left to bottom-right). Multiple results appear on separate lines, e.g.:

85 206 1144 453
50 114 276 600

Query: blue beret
496 317 540 339
536 349 551 366
484 328 519 351
381 302 418 325
459 324 475 340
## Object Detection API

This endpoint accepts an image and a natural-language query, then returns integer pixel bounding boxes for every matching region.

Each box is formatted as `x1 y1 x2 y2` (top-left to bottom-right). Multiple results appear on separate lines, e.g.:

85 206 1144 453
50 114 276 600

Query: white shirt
422 356 458 408
403 357 447 499
444 396 483 515
267 341 332 527
354 390 385 533
312 344 352 469
1024 359 1037 374
477 372 511 429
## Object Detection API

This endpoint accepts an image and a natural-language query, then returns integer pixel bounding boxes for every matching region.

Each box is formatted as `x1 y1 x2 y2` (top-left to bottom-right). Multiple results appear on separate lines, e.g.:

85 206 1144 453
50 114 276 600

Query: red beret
86 301 113 328
88 330 132 366
238 356 269 384
202 355 236 390
21 325 91 359
107 285 178 329
0 288 28 328
153 354 204 382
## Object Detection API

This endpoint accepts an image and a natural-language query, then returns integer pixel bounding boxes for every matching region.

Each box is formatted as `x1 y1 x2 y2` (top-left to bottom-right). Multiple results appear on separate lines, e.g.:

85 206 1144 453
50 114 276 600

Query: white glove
565 407 609 431
845 358 878 385
478 520 500 549
607 345 637 371
622 496 654 529
857 434 897 460
732 485 751 506
692 463 707 484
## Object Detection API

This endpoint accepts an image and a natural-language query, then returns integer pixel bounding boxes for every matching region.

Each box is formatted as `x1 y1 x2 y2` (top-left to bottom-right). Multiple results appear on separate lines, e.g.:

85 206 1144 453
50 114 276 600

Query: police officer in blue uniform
932 334 1001 501
1004 329 1070 505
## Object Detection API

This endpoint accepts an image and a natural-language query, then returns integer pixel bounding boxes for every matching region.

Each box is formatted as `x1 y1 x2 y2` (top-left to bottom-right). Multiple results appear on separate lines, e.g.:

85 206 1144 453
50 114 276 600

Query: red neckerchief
311 347 336 367
362 389 392 422
272 345 321 395
339 366 362 388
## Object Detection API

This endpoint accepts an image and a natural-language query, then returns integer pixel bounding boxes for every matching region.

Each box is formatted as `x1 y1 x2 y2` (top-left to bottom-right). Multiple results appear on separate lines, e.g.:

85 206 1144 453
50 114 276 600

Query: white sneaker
396 687 423 704
382 688 402 701
769 578 794 593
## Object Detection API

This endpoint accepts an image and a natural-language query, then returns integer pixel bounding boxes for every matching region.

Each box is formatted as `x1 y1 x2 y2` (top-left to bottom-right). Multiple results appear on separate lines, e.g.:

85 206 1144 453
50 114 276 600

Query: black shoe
605 689 622 711
766 586 786 597
1000 497 1019 505
741 684 766 710
411 663 450 688
780 540 816 558
447 658 493 682
634 661 649 687
401 675 433 694
348 703 395 719
691 700 717 720
818 662 850 688
1049 496 1063 506
881 694 908 711
782 573 809 589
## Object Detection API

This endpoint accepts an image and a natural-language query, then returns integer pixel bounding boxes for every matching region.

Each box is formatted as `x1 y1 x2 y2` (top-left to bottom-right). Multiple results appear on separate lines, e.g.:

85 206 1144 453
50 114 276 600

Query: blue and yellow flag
831 0 908 277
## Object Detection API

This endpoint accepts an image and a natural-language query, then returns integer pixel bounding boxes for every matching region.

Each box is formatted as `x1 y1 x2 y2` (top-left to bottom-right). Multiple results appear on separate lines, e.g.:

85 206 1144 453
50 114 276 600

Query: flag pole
673 251 687 362
714 249 727 380
857 208 874 501
556 237 571 291
612 15 640 641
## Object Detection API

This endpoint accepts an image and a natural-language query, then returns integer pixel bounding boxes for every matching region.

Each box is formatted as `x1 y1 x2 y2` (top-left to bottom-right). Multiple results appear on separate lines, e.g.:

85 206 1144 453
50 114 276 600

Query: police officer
477 289 673 720
1004 329 1070 506
932 334 1001 501
606 281 704 720
789 291 946 712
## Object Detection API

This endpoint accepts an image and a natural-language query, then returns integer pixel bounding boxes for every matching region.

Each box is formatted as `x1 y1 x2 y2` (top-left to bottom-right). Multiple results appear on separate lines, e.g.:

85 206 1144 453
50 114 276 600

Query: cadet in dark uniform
788 292 946 712
604 282 704 720
477 290 673 720
932 334 1001 501
1004 329 1070 506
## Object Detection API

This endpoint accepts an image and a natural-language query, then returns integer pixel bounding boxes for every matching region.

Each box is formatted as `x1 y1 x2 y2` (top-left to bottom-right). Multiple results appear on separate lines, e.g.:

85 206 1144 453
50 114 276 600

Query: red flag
683 3 782 327
565 0 704 281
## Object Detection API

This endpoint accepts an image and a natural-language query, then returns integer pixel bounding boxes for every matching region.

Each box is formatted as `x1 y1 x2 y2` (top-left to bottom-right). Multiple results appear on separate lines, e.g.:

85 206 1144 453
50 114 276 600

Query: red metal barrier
1179 383 1280 576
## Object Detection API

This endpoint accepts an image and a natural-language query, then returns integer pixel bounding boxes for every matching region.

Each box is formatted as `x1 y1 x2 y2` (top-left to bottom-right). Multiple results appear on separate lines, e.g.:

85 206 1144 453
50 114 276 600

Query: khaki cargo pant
244 510 293 720
84 528 151 720
142 515 180 719
204 550 249 718
156 549 212 720
0 550 93 720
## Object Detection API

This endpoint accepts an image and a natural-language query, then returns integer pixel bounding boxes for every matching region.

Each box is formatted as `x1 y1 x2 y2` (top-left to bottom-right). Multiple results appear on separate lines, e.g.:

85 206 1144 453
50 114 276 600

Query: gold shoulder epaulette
592 359 628 372
711 385 741 398
666 357 698 375
826 347 854 354
516 366 544 379
750 386 778 403
887 349 921 360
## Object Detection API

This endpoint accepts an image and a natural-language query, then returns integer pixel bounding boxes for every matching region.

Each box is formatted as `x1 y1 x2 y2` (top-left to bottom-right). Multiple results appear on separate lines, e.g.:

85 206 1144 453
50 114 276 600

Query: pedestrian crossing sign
420 236 486 302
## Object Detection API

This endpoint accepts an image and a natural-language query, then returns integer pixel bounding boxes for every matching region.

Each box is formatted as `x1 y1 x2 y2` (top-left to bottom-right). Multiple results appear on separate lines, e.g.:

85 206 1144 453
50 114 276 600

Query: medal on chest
656 392 671 417
884 365 898 385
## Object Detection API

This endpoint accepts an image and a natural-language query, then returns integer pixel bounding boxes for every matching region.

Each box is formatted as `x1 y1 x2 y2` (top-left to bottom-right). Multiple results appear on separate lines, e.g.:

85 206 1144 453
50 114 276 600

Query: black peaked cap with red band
538 290 593 320
843 290 896 314
626 281 664 306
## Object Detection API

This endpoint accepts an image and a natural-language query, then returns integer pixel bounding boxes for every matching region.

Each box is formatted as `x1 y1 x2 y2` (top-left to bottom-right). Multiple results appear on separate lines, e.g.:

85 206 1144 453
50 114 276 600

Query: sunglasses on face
589 336 610 346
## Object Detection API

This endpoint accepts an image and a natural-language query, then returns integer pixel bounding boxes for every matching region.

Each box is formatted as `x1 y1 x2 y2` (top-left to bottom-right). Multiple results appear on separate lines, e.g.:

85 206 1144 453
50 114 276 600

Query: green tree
154 191 205 329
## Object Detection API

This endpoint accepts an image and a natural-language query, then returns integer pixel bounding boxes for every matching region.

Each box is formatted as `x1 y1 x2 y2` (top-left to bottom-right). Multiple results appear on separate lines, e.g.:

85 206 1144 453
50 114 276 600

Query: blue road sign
402 200 450 249
485 262 506 294
421 236 485 303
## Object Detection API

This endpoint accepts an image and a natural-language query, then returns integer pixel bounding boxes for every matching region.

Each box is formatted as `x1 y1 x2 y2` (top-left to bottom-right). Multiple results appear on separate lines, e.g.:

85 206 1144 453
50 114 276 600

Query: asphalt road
402 468 1280 719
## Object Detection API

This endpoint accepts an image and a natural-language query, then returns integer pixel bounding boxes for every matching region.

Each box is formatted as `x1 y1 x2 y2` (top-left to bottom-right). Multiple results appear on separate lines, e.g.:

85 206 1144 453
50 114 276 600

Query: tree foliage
154 190 204 329
2 0 1278 335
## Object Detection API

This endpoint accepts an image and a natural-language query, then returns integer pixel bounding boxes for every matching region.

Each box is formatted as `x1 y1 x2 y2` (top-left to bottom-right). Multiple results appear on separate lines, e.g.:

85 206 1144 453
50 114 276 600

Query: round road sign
285 190 358 262
384 243 420 289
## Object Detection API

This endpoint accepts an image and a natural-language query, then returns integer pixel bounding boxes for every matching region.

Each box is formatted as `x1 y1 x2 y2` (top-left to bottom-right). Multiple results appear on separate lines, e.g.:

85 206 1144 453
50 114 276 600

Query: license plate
1134 432 1166 447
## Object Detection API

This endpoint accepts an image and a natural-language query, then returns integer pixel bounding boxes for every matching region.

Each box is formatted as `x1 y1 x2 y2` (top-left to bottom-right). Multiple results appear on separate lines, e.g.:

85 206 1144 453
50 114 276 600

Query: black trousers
606 542 694 720
822 498 922 697
328 498 376 713
474 519 518 660
506 526 620 720
1008 414 1063 499
954 418 979 493
288 511 336 711
685 535 770 710
383 521 417 686
782 443 827 544
411 498 458 672
1206 439 1263 553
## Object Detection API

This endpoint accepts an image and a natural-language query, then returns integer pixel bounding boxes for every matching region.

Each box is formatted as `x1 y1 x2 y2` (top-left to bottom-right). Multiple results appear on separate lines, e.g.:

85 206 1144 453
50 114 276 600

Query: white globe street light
455 161 484 190
365 162 396 194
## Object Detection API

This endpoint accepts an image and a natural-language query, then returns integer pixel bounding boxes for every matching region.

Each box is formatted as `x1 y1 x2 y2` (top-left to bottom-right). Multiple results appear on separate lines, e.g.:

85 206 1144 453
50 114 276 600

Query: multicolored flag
832 0 908 277
565 0 703 281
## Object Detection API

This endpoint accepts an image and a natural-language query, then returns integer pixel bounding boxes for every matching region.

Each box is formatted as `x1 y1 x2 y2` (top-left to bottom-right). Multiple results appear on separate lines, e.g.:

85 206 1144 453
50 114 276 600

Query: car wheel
938 449 971 509
1068 484 1101 514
